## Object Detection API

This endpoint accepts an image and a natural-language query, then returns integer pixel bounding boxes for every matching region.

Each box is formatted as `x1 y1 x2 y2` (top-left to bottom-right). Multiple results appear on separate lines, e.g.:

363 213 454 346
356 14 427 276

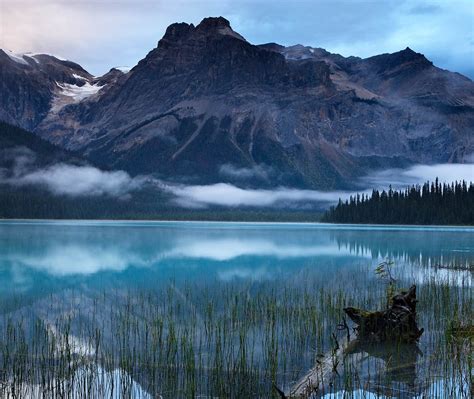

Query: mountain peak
366 46 433 72
395 47 432 66
399 47 425 59
4 16 474 186
158 22 195 48
196 16 231 30
158 17 246 48
196 16 246 41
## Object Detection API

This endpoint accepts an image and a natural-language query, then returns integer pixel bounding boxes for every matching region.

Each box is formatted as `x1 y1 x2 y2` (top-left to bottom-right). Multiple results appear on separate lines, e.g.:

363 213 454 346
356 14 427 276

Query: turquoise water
1 221 472 295
0 221 472 397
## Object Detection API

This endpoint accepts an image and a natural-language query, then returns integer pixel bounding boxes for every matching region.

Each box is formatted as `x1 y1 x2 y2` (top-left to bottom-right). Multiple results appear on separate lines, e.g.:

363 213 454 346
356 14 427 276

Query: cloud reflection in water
0 223 471 290
164 238 364 261
3 237 365 277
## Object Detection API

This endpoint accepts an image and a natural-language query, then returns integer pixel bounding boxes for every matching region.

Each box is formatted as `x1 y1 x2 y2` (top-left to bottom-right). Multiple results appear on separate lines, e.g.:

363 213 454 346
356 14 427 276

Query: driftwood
344 285 424 343
280 285 424 398
286 333 357 398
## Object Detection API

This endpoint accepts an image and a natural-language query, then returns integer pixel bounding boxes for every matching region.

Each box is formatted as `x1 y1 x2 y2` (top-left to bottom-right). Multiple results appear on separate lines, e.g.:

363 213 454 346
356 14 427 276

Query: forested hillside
322 180 474 225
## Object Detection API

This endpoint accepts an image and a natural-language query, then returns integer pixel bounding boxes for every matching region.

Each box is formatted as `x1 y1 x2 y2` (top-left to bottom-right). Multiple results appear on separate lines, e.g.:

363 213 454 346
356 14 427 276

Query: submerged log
344 285 424 343
284 286 424 398
287 335 357 398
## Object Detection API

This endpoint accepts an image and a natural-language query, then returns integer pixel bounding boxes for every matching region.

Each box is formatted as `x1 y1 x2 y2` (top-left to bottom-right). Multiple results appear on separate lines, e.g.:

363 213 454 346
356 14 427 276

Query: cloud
166 163 473 208
362 163 474 189
2 148 471 207
0 148 147 197
15 164 145 197
0 146 36 177
219 163 273 181
166 182 360 208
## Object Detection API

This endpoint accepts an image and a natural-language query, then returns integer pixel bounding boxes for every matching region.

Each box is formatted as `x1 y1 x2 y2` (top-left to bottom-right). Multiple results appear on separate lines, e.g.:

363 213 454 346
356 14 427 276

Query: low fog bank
164 163 473 208
165 183 361 208
362 164 474 190
15 164 146 197
1 150 472 209
0 148 148 198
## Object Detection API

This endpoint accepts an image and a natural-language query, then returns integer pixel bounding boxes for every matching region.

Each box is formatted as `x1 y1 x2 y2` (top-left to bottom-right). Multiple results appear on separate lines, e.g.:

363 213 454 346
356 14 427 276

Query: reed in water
0 263 471 398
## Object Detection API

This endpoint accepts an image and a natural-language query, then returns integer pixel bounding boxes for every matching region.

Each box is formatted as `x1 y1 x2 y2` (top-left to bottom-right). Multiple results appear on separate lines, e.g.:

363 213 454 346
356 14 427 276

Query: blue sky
1 0 472 78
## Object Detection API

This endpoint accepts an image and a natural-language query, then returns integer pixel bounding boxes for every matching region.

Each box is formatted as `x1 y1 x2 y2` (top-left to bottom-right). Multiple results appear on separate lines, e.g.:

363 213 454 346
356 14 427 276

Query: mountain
0 121 323 220
0 49 127 131
0 121 169 219
2 17 473 189
0 120 84 173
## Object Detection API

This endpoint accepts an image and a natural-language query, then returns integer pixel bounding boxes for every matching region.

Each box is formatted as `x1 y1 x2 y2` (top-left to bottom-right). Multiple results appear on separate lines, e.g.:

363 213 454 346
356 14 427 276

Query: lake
0 221 472 398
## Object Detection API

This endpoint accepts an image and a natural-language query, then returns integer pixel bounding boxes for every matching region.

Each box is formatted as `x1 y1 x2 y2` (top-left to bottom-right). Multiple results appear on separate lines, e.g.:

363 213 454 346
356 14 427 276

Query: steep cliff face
2 17 473 189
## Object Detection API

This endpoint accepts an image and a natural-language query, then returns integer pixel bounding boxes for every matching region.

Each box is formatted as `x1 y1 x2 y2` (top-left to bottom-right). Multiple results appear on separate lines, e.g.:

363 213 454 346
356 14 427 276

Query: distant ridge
1 17 473 190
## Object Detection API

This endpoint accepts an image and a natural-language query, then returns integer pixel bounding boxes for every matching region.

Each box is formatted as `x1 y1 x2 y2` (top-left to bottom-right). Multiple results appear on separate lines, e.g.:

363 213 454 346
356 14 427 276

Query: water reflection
2 365 152 399
7 244 144 275
345 341 424 396
0 222 471 293
0 221 471 398
330 228 473 268
165 238 361 261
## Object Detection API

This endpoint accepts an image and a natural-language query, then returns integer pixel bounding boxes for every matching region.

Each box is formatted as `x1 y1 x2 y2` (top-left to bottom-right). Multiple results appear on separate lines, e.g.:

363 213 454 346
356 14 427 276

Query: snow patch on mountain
72 73 87 81
29 52 67 61
284 53 313 60
50 81 104 113
56 81 103 101
114 66 132 73
2 49 29 65
1 49 71 65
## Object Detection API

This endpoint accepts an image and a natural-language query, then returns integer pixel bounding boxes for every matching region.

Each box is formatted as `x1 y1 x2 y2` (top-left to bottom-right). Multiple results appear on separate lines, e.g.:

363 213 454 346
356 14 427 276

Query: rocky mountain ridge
1 17 473 189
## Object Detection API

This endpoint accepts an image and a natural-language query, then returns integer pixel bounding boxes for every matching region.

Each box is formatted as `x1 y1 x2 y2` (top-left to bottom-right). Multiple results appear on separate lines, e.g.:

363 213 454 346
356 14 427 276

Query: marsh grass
0 263 472 398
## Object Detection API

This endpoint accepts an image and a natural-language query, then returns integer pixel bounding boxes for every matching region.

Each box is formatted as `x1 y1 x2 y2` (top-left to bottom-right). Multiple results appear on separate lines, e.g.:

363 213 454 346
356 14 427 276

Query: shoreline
0 218 473 230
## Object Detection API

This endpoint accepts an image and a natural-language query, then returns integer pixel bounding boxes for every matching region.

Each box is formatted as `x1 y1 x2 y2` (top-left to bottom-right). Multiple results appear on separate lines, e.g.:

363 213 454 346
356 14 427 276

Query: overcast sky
1 0 472 78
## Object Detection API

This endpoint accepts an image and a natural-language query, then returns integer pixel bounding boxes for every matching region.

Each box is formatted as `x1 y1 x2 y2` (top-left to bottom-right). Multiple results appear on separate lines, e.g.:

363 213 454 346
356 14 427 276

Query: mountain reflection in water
0 221 471 398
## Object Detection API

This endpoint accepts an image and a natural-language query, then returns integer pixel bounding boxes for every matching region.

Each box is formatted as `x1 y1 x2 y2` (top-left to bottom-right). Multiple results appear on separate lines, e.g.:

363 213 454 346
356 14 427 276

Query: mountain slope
0 120 84 172
2 17 474 189
0 49 129 132
0 122 323 220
